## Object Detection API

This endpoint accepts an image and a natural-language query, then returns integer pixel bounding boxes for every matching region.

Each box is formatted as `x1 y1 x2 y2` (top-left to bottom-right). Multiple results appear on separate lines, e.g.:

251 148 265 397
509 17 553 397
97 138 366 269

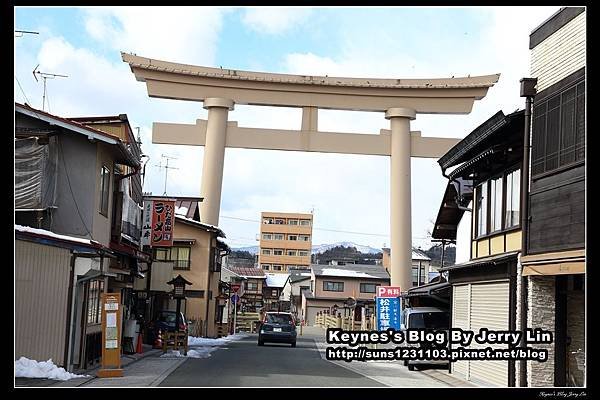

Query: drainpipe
519 77 537 387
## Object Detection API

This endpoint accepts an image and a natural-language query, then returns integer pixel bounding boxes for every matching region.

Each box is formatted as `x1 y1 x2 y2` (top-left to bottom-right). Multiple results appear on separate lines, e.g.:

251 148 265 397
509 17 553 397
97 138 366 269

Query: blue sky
14 6 560 255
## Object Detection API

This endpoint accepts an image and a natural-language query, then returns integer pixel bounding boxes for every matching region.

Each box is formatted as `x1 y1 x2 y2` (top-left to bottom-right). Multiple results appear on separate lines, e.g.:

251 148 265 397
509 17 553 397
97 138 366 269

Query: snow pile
320 268 378 278
188 333 248 347
160 348 217 359
15 357 90 381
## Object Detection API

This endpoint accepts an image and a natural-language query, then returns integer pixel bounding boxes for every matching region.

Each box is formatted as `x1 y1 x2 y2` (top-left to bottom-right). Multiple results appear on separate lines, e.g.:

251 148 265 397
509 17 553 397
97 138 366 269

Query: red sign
377 286 401 298
231 284 241 293
150 200 175 247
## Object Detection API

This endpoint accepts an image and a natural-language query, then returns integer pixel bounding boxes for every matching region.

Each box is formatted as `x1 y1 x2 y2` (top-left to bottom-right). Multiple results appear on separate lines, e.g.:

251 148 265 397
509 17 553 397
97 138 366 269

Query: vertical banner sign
98 292 123 378
151 200 175 247
376 286 401 331
141 200 152 247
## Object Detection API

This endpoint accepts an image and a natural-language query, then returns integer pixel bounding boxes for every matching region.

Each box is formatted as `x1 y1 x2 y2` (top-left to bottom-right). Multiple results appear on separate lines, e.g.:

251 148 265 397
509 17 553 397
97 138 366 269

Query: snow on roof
15 224 101 247
265 273 290 288
175 206 189 216
175 215 225 237
320 268 378 279
412 249 431 261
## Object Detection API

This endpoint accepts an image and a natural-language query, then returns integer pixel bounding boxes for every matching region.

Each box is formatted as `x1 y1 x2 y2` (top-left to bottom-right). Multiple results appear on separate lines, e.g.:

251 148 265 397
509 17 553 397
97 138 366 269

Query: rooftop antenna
155 154 179 195
15 30 39 37
32 65 68 111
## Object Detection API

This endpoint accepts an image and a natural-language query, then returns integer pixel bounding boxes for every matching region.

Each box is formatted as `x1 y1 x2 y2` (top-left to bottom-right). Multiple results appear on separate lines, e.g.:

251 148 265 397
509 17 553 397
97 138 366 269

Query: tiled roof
226 266 266 279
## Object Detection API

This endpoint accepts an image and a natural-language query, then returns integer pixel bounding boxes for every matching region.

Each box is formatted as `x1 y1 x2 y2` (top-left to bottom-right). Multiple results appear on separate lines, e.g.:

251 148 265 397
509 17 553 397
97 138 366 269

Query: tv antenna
32 65 68 111
15 30 39 37
155 154 179 195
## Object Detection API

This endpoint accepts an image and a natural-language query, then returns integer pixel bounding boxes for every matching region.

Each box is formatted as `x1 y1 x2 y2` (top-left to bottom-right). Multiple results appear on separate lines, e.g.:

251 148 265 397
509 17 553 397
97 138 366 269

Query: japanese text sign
377 286 401 298
143 199 176 247
376 296 401 331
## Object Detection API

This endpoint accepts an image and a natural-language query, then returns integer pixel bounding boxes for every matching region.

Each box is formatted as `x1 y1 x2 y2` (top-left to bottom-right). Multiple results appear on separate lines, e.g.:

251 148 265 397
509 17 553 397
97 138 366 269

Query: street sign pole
233 299 237 335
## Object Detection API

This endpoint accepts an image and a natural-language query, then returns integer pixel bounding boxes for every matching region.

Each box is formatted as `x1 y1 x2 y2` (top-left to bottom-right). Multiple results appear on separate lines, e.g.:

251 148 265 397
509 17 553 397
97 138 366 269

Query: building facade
382 248 433 288
521 7 586 387
258 212 313 273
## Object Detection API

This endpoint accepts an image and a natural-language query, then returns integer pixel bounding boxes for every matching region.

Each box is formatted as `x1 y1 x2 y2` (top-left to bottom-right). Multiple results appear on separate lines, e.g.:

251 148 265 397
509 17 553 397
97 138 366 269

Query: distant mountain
231 241 382 255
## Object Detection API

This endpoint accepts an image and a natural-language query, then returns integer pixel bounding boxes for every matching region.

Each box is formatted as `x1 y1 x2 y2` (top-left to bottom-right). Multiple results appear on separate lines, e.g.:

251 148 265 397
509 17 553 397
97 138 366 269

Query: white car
400 307 450 371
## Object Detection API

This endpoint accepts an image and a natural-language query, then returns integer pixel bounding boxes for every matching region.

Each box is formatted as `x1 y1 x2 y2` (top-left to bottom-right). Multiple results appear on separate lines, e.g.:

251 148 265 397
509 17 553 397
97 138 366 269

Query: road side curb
149 358 188 387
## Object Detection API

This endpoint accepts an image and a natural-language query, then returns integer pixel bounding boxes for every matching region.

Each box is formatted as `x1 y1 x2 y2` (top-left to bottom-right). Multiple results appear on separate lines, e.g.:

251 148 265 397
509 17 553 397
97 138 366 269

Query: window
490 176 503 232
273 234 284 241
262 264 270 270
271 289 278 297
273 265 282 271
288 219 298 225
275 219 284 224
246 281 258 291
262 249 272 255
262 233 272 240
154 246 191 270
323 281 344 292
99 165 110 216
298 235 310 242
531 78 585 176
87 279 104 324
263 218 273 224
412 264 426 286
287 249 297 256
476 181 488 237
360 283 379 293
298 250 309 257
273 249 284 256
288 235 298 241
300 219 311 226
505 169 520 228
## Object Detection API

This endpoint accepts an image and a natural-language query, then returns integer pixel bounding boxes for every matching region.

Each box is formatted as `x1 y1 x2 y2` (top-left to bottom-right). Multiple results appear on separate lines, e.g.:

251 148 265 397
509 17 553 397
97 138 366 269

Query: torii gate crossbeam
122 52 499 293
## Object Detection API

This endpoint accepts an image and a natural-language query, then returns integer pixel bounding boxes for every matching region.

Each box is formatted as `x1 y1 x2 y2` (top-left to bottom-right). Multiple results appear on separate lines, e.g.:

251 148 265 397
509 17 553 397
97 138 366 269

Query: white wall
455 202 472 264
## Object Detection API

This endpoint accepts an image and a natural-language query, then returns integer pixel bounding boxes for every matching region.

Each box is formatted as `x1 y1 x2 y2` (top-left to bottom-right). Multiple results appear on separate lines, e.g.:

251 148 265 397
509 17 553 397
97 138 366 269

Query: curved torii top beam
121 52 499 114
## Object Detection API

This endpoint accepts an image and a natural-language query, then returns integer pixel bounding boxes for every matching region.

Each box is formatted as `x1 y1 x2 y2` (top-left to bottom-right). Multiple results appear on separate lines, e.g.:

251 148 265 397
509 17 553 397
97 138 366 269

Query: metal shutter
468 281 509 387
452 284 470 379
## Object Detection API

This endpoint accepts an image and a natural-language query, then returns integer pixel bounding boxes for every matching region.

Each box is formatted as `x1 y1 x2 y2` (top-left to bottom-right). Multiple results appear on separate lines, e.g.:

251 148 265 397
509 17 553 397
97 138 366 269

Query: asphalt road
159 334 384 387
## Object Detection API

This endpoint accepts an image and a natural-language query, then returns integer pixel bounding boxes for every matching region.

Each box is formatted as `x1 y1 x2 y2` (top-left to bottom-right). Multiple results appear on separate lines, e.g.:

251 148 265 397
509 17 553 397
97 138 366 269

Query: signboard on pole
141 198 176 248
231 294 240 304
376 286 401 331
98 293 123 378
231 284 241 293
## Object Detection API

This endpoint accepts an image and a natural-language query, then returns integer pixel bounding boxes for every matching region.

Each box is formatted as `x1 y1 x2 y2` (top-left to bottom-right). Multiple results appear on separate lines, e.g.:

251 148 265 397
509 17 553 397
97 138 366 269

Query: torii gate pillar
386 107 416 291
200 98 234 225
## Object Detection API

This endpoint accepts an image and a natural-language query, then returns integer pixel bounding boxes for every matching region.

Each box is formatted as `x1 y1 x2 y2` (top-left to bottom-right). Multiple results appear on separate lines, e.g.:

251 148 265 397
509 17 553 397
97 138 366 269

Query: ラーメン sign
141 198 176 247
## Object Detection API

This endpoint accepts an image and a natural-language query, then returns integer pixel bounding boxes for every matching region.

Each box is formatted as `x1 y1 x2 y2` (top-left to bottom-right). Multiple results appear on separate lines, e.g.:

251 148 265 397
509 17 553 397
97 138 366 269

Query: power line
15 75 30 104
219 214 429 239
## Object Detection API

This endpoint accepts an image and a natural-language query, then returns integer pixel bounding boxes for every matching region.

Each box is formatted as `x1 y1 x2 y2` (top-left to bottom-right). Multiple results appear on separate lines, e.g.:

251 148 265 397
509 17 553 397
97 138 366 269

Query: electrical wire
219 215 429 240
15 75 30 105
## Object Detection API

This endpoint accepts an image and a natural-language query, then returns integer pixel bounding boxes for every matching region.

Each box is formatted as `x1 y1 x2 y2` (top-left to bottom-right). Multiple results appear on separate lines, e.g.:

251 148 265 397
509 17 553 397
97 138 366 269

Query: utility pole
155 154 179 196
32 65 68 112
15 30 39 37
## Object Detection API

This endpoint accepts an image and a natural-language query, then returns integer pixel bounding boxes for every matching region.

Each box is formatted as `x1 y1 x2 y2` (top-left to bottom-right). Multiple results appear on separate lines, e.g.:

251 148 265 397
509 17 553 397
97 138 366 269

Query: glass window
360 283 379 293
288 219 298 225
287 250 297 256
288 235 298 241
476 181 488 237
262 249 272 255
299 220 311 226
246 281 258 291
298 250 309 257
154 246 191 270
271 289 278 297
99 165 110 216
273 234 284 241
266 313 294 325
505 169 521 228
490 176 503 232
262 233 272 240
274 219 284 224
273 265 282 271
408 312 449 329
298 235 310 242
263 218 273 224
323 281 344 292
273 249 284 256
261 264 270 270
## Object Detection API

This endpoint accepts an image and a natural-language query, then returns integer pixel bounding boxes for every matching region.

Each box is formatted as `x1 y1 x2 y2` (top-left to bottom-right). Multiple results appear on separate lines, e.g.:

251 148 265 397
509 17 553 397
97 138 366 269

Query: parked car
400 307 450 371
258 312 297 347
146 310 187 345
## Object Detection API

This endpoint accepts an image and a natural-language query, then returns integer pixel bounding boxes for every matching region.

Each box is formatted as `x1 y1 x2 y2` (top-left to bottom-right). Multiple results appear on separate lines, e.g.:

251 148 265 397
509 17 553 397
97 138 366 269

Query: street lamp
167 274 192 331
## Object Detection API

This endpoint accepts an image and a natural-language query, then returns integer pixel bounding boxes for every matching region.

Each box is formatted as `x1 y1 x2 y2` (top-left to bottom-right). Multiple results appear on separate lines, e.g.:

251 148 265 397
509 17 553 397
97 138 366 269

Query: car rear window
159 312 177 323
408 312 449 329
266 314 293 324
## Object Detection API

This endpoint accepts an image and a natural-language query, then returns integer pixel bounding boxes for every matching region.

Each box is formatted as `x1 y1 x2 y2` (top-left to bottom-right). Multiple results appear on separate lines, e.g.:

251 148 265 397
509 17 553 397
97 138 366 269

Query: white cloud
242 7 311 35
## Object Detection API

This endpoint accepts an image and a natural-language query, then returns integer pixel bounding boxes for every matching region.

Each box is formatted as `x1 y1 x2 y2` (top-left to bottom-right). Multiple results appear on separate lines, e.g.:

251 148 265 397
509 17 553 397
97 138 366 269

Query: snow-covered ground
15 357 90 381
161 333 249 359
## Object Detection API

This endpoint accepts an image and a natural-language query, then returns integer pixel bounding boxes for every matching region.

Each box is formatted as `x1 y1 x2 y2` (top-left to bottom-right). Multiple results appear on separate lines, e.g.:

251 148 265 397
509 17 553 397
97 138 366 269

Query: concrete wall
92 142 116 247
527 275 556 387
531 11 586 92
15 240 71 366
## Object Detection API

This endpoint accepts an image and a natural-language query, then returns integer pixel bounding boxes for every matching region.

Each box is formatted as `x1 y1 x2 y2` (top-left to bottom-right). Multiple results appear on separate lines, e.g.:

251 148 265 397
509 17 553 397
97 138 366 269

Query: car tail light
179 323 186 331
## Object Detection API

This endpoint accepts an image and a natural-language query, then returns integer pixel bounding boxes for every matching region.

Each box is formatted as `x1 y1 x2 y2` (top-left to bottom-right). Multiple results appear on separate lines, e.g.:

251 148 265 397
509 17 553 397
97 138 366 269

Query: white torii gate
122 52 499 292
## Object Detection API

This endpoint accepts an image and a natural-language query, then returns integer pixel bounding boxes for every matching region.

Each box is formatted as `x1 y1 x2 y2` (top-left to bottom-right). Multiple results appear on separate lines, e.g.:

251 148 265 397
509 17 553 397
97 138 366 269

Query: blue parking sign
376 297 400 331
